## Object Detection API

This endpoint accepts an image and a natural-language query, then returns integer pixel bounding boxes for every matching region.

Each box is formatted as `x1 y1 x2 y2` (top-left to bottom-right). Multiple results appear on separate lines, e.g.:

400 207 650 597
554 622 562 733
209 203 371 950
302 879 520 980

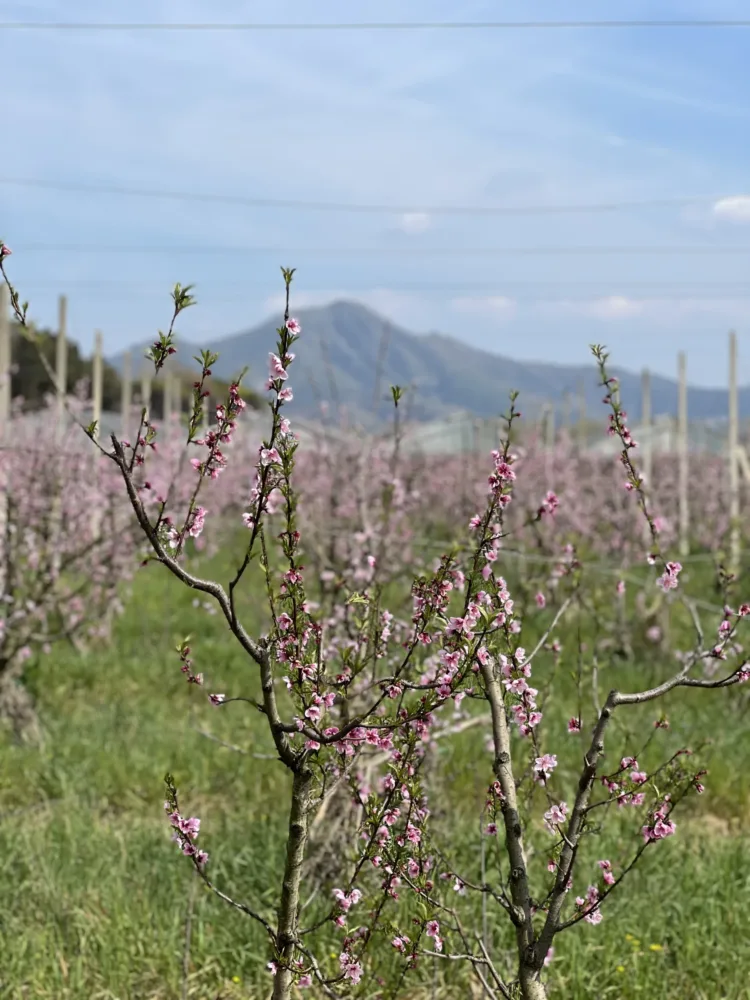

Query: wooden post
562 390 571 433
140 363 152 423
163 370 174 423
202 390 210 435
90 331 104 537
677 351 689 557
640 368 653 546
0 284 10 597
120 350 132 438
545 404 555 450
641 368 652 488
50 296 69 576
92 331 103 441
174 376 182 424
0 283 10 434
577 377 586 451
55 294 67 438
729 331 740 574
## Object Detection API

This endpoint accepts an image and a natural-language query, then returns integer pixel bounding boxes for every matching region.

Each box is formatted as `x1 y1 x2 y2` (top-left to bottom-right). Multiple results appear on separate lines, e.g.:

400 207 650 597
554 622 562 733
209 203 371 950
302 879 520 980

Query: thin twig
191 724 277 759
181 872 198 1000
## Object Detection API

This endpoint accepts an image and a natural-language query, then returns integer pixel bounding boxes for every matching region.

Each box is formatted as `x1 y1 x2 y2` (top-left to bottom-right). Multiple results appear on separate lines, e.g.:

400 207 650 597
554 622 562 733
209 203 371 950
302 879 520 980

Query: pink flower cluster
642 796 677 843
656 560 682 592
500 646 543 737
601 756 649 808
0 402 142 691
164 803 208 866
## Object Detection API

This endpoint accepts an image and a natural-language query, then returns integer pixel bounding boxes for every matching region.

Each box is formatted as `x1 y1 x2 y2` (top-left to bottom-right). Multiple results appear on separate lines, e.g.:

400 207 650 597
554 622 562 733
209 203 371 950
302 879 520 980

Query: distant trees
8 321 262 415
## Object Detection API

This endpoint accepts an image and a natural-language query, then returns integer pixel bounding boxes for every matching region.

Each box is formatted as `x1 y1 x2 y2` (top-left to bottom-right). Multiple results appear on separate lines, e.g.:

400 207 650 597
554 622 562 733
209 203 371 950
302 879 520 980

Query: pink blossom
656 560 682 591
534 753 558 781
539 490 560 517
425 919 443 951
339 953 363 984
543 801 568 833
268 353 288 381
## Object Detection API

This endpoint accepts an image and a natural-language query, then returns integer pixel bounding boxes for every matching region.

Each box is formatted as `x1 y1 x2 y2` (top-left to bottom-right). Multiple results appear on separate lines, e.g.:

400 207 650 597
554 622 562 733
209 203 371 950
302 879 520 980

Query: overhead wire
8 242 750 256
0 177 740 217
1 19 750 30
11 280 750 291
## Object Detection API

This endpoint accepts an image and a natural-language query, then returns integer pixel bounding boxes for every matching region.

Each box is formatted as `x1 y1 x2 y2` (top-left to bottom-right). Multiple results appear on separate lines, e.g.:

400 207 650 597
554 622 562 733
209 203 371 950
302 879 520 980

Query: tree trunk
0 670 44 746
519 965 548 1000
272 766 314 1000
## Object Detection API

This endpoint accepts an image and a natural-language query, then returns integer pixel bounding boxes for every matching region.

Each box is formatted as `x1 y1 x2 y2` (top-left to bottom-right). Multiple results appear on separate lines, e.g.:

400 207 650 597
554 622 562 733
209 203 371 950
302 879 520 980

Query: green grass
2 551 750 998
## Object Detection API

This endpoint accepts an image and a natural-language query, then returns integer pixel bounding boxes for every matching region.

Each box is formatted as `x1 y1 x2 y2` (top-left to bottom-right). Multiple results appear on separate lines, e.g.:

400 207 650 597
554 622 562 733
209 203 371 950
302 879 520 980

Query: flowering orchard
377 434 737 567
0 272 259 745
3 244 750 999
0 393 144 742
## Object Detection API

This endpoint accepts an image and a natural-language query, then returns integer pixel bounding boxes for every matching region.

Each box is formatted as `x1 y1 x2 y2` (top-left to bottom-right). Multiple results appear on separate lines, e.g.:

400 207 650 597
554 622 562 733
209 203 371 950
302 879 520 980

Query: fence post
577 377 587 451
55 295 67 438
560 390 568 430
677 351 689 557
728 331 740 575
90 331 104 537
174 375 183 425
641 368 652 488
0 284 10 598
50 296 69 576
202 390 210 435
163 369 173 423
140 363 152 424
92 330 103 440
0 284 9 433
472 417 480 454
548 406 556 449
121 350 132 439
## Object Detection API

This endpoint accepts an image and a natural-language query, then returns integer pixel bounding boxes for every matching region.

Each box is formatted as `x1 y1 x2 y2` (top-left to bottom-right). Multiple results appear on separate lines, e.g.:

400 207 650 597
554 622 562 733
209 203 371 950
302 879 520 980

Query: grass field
2 547 750 999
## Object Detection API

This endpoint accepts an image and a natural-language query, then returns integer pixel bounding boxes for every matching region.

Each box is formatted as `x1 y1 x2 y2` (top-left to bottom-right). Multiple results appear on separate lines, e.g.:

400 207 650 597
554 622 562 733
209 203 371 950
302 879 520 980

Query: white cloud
451 296 517 320
713 196 750 223
674 297 748 318
589 296 644 319
535 295 748 329
398 212 431 234
547 296 644 320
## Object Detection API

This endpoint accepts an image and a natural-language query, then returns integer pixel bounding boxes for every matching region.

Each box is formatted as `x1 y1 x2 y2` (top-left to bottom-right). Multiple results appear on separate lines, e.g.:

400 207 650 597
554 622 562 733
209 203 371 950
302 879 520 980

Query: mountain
108 300 748 427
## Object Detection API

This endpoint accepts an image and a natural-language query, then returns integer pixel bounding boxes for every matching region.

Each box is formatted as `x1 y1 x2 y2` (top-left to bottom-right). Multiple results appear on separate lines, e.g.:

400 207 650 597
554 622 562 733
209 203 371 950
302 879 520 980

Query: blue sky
1 0 750 385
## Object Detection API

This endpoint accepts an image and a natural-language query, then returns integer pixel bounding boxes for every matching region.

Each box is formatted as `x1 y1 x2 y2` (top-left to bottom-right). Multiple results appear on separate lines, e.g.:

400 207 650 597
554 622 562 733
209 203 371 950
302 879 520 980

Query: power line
0 177 734 216
8 287 749 303
8 242 750 256
15 280 750 291
1 19 749 30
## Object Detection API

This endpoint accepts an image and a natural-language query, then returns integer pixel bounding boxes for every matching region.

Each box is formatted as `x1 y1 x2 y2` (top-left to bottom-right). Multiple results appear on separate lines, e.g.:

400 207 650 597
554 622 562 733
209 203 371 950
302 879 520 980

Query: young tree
3 245 748 998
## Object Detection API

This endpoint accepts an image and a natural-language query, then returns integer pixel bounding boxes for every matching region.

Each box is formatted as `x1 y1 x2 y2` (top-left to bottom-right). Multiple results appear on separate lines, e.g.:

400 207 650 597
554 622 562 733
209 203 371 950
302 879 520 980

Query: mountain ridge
107 300 749 426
